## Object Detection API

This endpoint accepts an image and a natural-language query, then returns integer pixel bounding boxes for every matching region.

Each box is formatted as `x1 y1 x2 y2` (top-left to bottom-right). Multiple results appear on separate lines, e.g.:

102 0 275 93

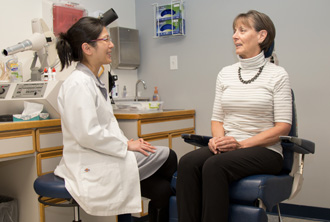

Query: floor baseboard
272 203 330 221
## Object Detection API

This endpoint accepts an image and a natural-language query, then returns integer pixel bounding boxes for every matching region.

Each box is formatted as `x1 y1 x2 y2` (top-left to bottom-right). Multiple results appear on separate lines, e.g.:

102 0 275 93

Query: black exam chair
169 91 315 222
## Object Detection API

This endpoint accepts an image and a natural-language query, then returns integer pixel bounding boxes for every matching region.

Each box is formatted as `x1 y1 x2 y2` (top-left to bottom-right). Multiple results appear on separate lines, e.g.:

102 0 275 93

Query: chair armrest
181 134 212 147
280 136 315 154
181 134 316 154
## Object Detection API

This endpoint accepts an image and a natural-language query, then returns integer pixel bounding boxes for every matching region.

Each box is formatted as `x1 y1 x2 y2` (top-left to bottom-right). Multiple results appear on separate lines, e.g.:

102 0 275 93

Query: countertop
0 119 61 132
0 110 195 131
114 109 195 120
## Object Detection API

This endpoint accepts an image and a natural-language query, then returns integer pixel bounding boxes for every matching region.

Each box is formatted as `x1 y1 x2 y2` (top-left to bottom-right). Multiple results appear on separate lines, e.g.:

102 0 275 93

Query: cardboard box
157 3 183 21
13 113 50 122
156 19 185 36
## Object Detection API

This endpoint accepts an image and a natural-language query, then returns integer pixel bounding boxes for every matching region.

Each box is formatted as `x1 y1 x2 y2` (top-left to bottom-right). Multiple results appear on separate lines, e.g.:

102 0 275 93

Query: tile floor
268 214 328 222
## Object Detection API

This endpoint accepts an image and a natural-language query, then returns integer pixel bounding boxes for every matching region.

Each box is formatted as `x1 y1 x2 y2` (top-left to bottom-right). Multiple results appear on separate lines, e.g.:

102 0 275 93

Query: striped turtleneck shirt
211 52 292 156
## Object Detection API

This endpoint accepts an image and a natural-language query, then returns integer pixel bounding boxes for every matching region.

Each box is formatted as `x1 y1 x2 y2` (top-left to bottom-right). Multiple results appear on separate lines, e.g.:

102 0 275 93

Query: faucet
135 79 147 101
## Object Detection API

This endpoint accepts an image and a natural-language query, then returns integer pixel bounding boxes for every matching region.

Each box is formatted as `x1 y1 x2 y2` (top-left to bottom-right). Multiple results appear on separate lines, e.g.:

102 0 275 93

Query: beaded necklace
238 65 265 84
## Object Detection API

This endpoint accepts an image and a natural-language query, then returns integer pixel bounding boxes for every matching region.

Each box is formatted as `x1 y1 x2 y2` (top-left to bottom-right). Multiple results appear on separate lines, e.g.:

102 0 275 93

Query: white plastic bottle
7 56 23 82
48 67 53 81
51 67 57 81
122 85 127 98
43 68 49 81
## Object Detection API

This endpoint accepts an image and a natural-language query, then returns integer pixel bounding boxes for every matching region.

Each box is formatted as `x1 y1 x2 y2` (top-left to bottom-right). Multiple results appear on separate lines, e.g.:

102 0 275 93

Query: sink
162 109 183 111
135 98 150 101
113 97 150 102
113 101 164 112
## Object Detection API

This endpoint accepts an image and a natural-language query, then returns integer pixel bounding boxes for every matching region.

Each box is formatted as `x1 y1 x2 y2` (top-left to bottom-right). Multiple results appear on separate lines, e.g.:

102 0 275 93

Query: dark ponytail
56 17 104 71
57 32 72 71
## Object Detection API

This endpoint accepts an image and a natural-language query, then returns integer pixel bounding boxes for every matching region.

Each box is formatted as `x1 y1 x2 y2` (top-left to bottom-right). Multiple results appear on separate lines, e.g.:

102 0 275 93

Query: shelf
153 0 185 38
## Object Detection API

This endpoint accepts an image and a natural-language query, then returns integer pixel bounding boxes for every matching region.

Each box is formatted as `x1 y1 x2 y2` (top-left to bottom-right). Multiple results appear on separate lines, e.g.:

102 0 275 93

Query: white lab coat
54 63 141 216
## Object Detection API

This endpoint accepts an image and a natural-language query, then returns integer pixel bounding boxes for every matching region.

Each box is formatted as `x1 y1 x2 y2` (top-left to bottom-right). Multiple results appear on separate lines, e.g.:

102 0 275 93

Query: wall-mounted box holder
153 0 185 38
110 27 140 69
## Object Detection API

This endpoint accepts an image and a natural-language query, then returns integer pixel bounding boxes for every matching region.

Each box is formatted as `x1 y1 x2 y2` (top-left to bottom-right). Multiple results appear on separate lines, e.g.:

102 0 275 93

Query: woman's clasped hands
208 136 242 154
127 138 157 156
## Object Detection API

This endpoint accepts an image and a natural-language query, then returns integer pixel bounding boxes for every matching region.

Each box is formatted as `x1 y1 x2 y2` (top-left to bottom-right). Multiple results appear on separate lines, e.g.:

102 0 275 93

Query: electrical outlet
170 55 178 70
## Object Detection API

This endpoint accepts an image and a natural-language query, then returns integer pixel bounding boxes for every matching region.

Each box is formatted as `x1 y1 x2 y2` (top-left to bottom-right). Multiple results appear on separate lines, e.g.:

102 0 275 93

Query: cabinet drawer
36 150 63 176
36 127 63 152
0 129 35 158
145 135 170 147
139 116 195 137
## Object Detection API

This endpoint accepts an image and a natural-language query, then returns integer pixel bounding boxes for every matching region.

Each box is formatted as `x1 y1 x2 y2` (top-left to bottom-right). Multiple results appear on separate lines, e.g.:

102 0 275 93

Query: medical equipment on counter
0 8 118 119
1 7 118 81
0 81 62 119
2 18 57 81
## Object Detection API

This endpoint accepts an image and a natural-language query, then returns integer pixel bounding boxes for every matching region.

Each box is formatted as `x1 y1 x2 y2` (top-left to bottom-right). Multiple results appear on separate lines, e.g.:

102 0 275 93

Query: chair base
38 196 78 207
169 196 268 222
230 204 268 222
38 196 82 222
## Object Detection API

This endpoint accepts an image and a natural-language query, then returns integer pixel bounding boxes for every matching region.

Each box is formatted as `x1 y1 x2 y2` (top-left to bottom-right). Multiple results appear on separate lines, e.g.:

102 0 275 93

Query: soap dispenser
152 87 160 101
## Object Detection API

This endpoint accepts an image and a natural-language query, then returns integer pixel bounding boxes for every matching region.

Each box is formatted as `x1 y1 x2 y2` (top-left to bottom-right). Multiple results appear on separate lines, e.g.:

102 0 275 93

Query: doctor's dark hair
56 17 104 71
233 10 276 54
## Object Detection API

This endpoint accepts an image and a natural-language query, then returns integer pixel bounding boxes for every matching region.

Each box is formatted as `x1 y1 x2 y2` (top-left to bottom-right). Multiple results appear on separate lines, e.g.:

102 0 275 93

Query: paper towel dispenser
110 27 140 69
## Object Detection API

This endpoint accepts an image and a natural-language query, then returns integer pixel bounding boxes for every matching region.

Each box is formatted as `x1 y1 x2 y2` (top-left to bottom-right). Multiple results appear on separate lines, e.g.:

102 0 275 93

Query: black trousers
176 146 283 222
140 149 177 209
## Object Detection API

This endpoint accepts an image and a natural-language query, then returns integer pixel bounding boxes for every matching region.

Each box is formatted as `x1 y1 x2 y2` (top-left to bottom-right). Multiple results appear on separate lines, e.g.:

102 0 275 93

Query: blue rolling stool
34 172 81 222
34 172 134 222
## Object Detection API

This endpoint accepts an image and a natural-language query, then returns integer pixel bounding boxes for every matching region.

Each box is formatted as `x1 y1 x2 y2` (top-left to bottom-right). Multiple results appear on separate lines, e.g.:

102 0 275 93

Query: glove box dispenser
110 27 140 69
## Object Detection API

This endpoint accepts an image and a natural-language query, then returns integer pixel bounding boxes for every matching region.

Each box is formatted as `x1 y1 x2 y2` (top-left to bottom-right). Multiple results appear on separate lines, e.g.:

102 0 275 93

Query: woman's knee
158 149 178 180
178 150 201 172
179 147 212 167
202 155 231 178
178 149 214 182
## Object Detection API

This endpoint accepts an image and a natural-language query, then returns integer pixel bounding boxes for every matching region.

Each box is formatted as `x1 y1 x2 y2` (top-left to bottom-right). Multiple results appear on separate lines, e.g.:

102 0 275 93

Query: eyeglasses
89 36 112 43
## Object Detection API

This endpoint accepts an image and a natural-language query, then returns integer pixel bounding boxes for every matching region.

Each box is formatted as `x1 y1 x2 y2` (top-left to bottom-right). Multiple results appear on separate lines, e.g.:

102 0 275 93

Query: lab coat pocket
81 162 123 205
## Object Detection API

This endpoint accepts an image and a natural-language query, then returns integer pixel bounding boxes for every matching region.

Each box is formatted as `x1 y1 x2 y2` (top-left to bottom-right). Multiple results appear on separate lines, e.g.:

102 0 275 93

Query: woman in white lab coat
55 17 177 222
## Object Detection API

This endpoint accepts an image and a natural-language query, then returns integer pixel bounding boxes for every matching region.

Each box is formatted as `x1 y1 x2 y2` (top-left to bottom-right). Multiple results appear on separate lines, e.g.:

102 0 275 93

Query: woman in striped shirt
177 10 292 222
